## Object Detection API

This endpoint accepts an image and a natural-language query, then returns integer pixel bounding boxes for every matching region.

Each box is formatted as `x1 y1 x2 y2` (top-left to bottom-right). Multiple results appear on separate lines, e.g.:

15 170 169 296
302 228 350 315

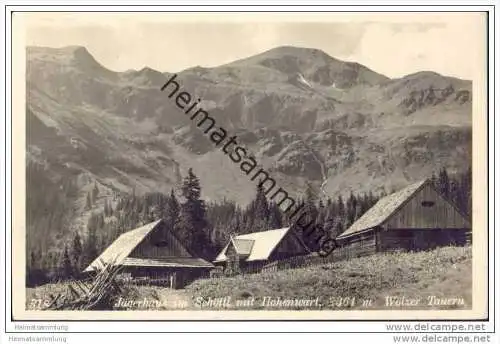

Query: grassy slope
185 246 472 310
25 246 472 311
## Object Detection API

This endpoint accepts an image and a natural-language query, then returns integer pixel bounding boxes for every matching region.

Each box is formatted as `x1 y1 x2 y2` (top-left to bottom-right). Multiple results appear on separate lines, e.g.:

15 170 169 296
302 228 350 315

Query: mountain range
26 45 472 241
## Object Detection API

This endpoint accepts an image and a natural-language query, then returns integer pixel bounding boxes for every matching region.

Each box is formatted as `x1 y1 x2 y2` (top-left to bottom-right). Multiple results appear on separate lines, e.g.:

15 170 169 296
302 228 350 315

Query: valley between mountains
26 45 472 254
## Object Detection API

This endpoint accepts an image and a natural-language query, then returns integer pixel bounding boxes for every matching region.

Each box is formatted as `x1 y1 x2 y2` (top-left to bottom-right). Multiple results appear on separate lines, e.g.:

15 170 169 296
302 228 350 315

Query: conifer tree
104 199 112 217
315 199 326 232
461 166 472 216
26 251 36 286
72 232 83 274
430 171 438 186
298 185 320 250
82 224 99 268
323 200 336 238
336 194 345 227
268 202 283 229
254 184 270 222
85 192 92 210
60 245 73 279
176 168 210 259
346 192 357 227
335 221 344 238
164 189 180 229
449 178 461 211
92 182 99 203
245 184 270 232
438 167 450 198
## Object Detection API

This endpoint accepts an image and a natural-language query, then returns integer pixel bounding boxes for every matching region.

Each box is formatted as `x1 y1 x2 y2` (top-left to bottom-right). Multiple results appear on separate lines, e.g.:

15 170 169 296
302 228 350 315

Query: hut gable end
129 221 193 260
84 219 213 273
338 179 471 241
269 230 310 260
214 227 310 263
384 182 471 229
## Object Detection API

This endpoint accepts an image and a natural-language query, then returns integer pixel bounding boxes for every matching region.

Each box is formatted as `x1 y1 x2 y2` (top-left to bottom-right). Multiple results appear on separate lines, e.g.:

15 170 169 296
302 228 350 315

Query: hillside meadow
185 245 472 310
26 246 471 311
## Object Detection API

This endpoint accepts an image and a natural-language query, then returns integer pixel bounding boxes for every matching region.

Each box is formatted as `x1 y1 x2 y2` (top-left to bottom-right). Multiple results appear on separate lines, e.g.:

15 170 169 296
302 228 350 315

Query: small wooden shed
335 179 471 259
84 219 214 288
213 227 310 274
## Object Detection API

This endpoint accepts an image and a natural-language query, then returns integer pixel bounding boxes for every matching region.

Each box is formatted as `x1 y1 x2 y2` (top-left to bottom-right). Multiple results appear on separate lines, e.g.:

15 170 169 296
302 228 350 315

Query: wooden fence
204 240 474 280
203 250 353 279
260 252 340 273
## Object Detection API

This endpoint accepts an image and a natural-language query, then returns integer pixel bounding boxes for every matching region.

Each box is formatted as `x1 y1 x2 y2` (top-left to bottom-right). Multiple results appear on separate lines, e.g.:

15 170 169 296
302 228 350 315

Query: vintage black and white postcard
6 10 491 325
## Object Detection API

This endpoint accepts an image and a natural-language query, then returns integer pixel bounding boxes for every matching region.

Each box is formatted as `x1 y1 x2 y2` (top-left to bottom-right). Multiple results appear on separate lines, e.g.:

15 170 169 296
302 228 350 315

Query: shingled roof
214 227 296 263
84 220 162 272
337 180 429 239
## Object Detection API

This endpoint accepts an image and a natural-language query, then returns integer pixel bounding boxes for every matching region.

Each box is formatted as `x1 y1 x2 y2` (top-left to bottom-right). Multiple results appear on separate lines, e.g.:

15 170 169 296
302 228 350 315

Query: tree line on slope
26 166 472 286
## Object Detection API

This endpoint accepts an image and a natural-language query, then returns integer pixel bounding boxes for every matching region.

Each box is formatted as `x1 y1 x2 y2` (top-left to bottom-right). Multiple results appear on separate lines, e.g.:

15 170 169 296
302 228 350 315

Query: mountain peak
260 45 333 57
227 45 336 67
225 45 389 88
126 66 165 86
58 45 89 54
27 45 92 59
27 45 115 78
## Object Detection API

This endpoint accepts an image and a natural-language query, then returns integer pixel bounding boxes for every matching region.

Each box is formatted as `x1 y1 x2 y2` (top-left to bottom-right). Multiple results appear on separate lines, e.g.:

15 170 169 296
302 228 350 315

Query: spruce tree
268 202 283 229
27 251 36 286
30 251 37 270
245 184 270 232
254 184 270 224
346 192 357 227
335 221 344 238
165 189 180 229
315 199 326 232
438 167 450 198
176 168 210 259
450 179 461 211
104 199 111 217
298 185 320 250
92 182 99 203
336 194 345 229
430 171 438 186
82 223 99 268
60 245 73 279
72 232 83 274
461 166 472 216
85 192 92 210
323 201 336 239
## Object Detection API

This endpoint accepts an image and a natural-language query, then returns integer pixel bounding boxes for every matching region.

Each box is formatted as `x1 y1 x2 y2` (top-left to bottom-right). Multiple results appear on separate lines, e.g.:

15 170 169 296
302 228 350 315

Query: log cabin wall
269 232 310 261
124 266 178 287
378 228 469 252
337 182 472 256
378 229 415 252
384 183 470 229
336 231 377 259
125 266 211 288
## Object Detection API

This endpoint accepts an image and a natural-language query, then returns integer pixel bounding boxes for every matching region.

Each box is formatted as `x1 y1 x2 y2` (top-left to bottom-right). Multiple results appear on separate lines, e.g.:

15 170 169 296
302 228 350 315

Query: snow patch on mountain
297 73 312 88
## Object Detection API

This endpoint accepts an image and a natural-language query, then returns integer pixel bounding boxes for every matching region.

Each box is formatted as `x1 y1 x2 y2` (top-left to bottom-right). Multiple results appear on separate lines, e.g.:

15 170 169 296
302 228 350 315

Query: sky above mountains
18 12 485 80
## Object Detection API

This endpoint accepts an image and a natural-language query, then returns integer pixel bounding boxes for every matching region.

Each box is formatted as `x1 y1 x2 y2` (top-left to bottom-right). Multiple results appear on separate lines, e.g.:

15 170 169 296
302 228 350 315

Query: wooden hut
84 219 213 288
213 227 310 274
335 179 471 259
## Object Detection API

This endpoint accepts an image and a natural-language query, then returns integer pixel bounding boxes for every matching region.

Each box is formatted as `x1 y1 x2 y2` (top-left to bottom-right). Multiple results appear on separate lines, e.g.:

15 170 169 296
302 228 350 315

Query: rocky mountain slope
26 45 472 241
